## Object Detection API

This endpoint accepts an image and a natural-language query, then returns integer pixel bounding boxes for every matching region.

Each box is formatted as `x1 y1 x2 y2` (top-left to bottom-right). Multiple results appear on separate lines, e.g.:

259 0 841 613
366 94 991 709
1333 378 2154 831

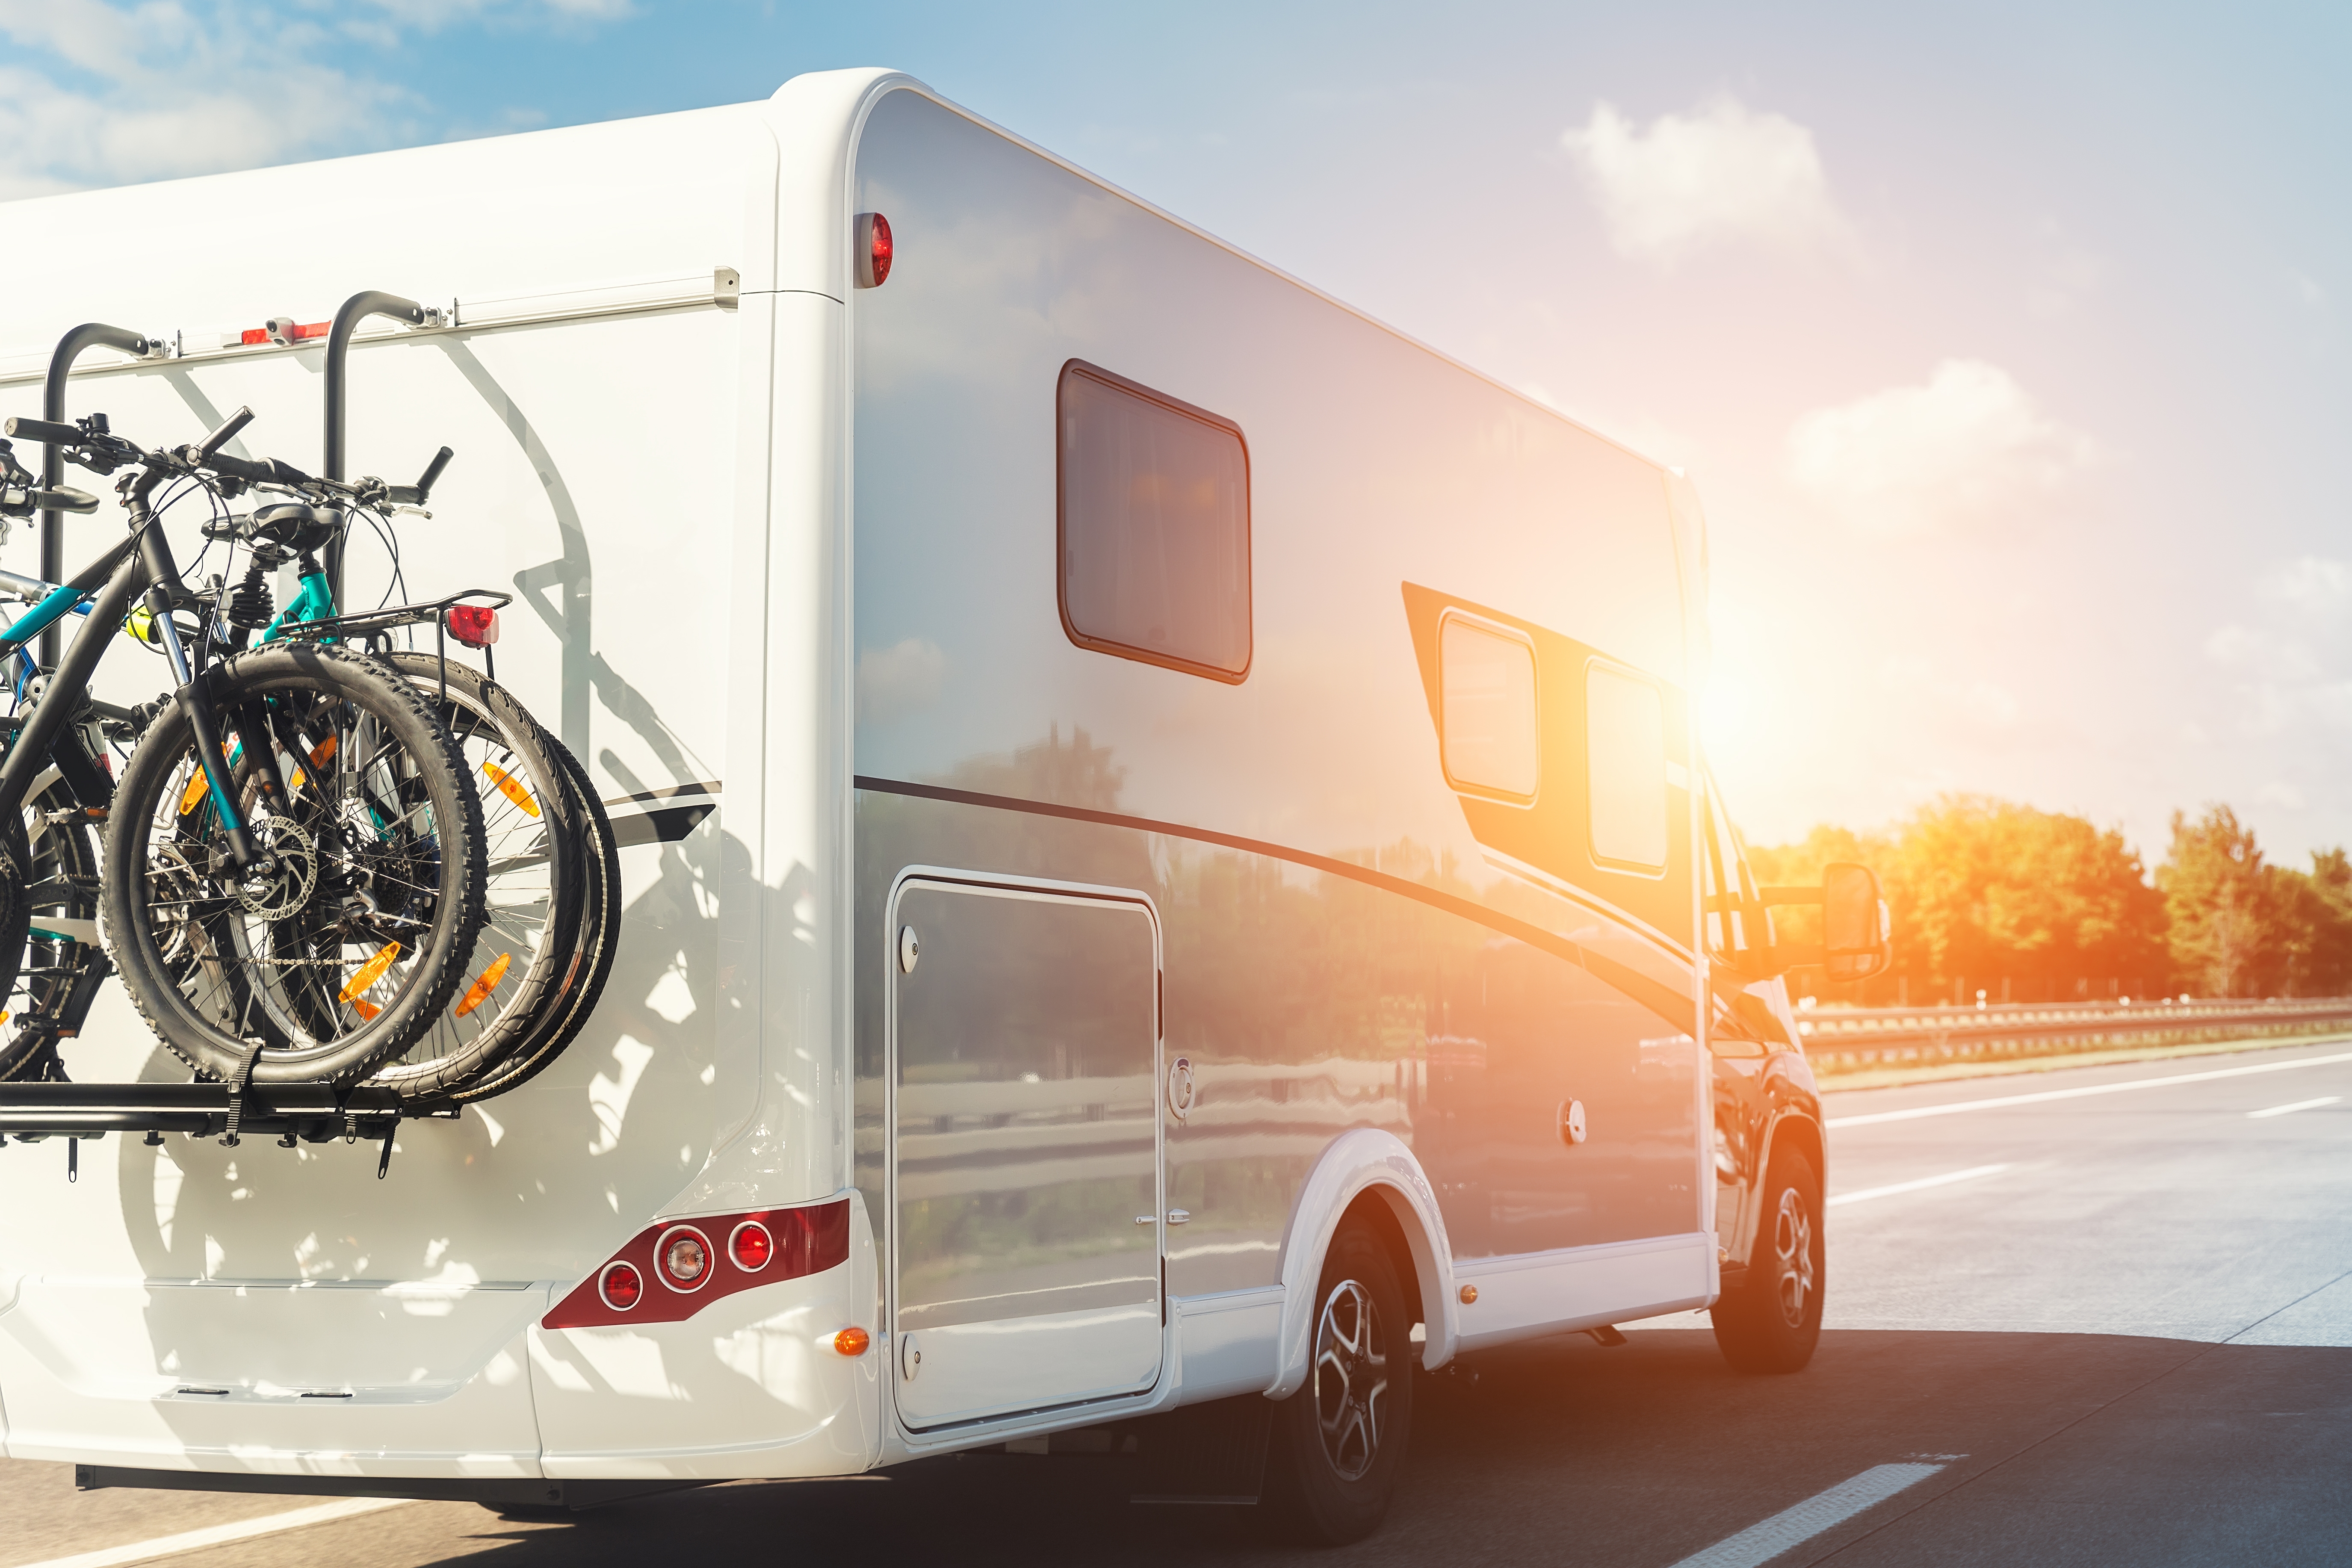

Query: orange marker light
453 952 512 1018
833 1326 870 1357
482 762 539 818
339 942 401 1004
1459 1285 1479 1305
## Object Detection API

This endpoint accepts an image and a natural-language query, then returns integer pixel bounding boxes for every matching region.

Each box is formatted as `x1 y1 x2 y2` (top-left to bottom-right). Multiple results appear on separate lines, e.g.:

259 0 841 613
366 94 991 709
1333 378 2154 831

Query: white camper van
0 68 1871 1543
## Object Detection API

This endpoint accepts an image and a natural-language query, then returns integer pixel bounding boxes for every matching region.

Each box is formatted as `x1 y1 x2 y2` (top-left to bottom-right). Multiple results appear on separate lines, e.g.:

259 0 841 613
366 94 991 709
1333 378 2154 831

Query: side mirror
1758 862 1892 982
1819 862 1892 982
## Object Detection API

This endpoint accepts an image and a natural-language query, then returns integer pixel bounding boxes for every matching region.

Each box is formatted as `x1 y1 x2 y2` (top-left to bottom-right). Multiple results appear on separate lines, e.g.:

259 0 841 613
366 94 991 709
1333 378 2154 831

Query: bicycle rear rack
0 1078 446 1180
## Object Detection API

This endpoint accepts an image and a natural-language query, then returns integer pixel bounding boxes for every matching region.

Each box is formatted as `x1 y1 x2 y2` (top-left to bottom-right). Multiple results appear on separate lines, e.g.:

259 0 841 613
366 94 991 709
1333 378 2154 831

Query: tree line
1745 796 2352 1005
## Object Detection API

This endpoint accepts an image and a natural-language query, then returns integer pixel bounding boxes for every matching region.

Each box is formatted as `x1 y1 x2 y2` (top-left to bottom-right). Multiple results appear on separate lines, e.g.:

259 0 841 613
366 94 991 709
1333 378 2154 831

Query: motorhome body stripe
854 774 1699 1031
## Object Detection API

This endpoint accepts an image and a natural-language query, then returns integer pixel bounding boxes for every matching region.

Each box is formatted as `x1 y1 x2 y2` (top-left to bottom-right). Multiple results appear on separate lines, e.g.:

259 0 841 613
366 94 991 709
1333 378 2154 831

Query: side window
1058 360 1251 682
1439 612 1539 802
1587 662 1667 871
1702 776 1773 959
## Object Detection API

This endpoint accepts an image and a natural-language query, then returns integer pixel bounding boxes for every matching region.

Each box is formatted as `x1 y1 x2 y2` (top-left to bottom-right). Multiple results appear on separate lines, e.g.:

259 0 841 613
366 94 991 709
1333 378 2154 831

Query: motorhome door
887 877 1164 1429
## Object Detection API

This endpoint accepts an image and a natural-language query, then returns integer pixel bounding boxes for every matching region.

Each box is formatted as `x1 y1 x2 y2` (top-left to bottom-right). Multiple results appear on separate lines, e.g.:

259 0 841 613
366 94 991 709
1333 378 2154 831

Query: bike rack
321 289 432 611
38 323 150 668
0 1080 442 1181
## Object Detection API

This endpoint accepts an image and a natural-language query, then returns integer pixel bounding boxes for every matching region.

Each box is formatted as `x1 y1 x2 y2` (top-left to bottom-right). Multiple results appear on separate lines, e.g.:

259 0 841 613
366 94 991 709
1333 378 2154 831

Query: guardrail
1797 997 2352 1075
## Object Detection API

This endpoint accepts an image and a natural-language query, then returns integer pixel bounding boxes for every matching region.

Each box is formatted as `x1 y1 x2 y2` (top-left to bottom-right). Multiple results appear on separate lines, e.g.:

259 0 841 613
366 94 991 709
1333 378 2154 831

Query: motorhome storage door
887 877 1164 1429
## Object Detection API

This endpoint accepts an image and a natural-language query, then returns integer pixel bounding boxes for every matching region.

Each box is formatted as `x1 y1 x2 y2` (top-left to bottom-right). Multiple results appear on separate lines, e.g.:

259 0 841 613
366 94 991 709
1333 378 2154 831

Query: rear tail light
855 213 893 288
658 1225 712 1291
598 1262 643 1311
446 605 499 647
730 1220 774 1272
544 1199 852 1331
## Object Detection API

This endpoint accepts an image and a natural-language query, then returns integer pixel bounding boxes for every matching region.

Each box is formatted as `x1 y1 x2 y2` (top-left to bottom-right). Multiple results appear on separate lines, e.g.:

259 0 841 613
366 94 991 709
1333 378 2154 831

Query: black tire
1262 1217 1415 1545
1711 1146 1825 1374
102 643 486 1085
0 777 100 1082
366 654 588 1102
440 736 620 1103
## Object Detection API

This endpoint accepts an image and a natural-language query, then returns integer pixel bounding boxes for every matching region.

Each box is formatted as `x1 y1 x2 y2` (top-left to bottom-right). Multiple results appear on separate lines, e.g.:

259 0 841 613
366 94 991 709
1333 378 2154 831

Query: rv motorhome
0 67 1876 1544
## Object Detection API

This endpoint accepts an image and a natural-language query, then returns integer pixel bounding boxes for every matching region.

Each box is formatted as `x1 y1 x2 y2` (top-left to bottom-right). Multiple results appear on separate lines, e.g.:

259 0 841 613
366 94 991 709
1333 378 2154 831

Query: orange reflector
310 735 337 767
178 770 208 816
453 952 512 1018
352 998 380 1021
833 1326 870 1357
482 762 539 818
338 942 401 1004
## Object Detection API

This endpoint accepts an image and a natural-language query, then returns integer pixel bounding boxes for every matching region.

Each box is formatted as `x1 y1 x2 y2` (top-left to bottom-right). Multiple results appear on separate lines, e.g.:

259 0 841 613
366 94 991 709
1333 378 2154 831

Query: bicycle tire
366 653 587 1101
0 775 102 1083
103 643 487 1085
445 735 622 1104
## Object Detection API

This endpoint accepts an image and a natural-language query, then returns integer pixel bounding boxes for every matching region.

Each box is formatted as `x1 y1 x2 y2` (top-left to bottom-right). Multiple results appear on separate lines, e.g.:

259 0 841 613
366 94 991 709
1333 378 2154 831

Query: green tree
2157 805 2281 998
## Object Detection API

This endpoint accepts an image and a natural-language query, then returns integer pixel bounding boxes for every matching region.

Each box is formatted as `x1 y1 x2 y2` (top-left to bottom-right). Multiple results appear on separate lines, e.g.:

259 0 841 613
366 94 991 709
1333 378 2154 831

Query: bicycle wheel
443 735 621 1104
103 643 487 1085
0 774 103 1083
366 653 587 1102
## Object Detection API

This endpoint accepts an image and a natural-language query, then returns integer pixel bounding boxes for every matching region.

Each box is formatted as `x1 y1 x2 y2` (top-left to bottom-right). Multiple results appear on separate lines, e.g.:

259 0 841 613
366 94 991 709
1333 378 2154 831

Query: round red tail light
856 212 892 288
597 1261 643 1311
730 1219 774 1272
657 1225 712 1291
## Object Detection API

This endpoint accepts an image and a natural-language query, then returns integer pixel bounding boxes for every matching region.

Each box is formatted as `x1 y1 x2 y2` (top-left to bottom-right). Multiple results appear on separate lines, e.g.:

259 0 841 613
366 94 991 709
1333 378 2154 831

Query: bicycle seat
247 503 338 550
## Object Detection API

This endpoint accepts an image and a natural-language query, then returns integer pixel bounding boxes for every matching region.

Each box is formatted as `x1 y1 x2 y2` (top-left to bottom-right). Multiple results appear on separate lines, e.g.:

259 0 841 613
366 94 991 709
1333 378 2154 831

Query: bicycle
0 405 488 1086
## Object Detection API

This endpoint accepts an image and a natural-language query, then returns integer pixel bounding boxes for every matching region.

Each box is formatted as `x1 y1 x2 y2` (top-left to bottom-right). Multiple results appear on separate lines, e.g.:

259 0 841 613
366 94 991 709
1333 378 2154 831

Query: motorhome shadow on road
0 66 1862 1544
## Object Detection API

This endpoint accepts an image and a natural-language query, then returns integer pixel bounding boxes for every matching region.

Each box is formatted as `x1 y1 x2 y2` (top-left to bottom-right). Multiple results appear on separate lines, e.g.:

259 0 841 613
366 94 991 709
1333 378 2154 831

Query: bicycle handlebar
2 416 83 446
195 406 254 464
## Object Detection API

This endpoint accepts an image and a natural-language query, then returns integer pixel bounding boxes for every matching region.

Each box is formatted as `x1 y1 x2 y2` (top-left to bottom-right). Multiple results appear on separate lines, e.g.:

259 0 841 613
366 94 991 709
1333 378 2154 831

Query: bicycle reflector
446 605 499 648
856 212 893 288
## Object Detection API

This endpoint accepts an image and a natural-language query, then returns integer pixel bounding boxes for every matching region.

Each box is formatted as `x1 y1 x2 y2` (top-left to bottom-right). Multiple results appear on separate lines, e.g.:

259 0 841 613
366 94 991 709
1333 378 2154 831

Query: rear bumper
0 1196 883 1480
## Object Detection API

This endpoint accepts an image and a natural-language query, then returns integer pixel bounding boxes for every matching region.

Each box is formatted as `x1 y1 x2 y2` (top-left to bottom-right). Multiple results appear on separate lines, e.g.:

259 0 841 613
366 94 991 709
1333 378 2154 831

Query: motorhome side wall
0 94 868 1475
847 83 1714 1420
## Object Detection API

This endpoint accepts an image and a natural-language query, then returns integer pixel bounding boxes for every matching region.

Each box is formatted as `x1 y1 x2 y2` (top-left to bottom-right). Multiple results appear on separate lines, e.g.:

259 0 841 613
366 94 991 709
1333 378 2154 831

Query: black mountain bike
0 407 486 1086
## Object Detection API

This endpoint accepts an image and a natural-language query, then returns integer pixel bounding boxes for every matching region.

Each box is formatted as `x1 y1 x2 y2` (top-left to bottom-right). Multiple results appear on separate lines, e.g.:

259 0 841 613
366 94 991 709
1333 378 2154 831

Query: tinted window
1439 614 1540 801
1058 361 1250 681
1588 662 1667 870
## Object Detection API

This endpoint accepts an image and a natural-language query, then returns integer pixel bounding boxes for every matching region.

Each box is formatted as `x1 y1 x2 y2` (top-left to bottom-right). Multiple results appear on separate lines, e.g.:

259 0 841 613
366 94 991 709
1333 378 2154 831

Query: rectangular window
1439 612 1540 802
1058 361 1251 682
1588 662 1668 871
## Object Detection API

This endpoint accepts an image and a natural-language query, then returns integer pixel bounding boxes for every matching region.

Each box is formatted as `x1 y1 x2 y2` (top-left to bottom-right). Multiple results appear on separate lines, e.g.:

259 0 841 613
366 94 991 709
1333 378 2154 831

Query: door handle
1166 1209 1191 1225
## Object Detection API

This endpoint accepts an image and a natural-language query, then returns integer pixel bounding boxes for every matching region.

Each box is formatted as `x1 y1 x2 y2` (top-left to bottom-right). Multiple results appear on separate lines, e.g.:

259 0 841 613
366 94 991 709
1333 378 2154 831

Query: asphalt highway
5 1041 2349 1568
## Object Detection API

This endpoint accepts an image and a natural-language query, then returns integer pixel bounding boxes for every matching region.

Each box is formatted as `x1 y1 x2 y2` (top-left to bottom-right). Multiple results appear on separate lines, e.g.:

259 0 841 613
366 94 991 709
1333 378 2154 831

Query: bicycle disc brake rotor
234 816 319 921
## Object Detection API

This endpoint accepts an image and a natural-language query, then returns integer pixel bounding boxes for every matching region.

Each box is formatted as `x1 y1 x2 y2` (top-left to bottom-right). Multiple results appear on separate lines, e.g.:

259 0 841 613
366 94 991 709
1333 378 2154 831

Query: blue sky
3 0 2346 865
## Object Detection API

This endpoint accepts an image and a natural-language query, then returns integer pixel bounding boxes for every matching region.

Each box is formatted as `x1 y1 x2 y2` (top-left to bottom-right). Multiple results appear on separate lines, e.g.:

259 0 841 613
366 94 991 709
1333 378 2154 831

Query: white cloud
0 0 621 197
2270 556 2352 611
1786 360 2095 534
1560 96 1853 266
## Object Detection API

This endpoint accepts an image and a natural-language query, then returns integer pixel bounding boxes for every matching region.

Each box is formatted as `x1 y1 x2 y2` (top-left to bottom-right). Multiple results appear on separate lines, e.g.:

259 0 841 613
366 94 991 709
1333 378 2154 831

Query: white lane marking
1826 1049 2352 1128
1826 1163 2010 1208
20 1496 407 1568
1667 1462 1948 1568
2248 1096 2340 1119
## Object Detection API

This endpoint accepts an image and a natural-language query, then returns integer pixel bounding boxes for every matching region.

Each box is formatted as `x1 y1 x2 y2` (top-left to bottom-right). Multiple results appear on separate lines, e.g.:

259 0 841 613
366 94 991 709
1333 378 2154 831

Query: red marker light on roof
446 605 499 648
855 213 892 288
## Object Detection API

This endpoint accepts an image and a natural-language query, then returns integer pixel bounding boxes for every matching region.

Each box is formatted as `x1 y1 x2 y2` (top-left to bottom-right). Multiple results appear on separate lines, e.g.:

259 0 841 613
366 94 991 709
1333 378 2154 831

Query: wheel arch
1265 1129 1457 1399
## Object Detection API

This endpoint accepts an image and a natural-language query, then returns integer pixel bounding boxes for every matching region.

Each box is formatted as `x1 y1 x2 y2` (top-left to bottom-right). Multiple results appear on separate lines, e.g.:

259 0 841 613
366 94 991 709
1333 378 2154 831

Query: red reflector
293 322 331 340
446 605 499 648
240 328 269 345
730 1220 774 1272
598 1261 642 1311
856 212 893 288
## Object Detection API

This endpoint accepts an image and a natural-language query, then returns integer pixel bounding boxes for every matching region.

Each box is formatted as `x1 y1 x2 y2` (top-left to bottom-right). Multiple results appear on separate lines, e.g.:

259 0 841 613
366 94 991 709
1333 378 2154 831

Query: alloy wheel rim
1311 1277 1389 1481
1773 1187 1815 1328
